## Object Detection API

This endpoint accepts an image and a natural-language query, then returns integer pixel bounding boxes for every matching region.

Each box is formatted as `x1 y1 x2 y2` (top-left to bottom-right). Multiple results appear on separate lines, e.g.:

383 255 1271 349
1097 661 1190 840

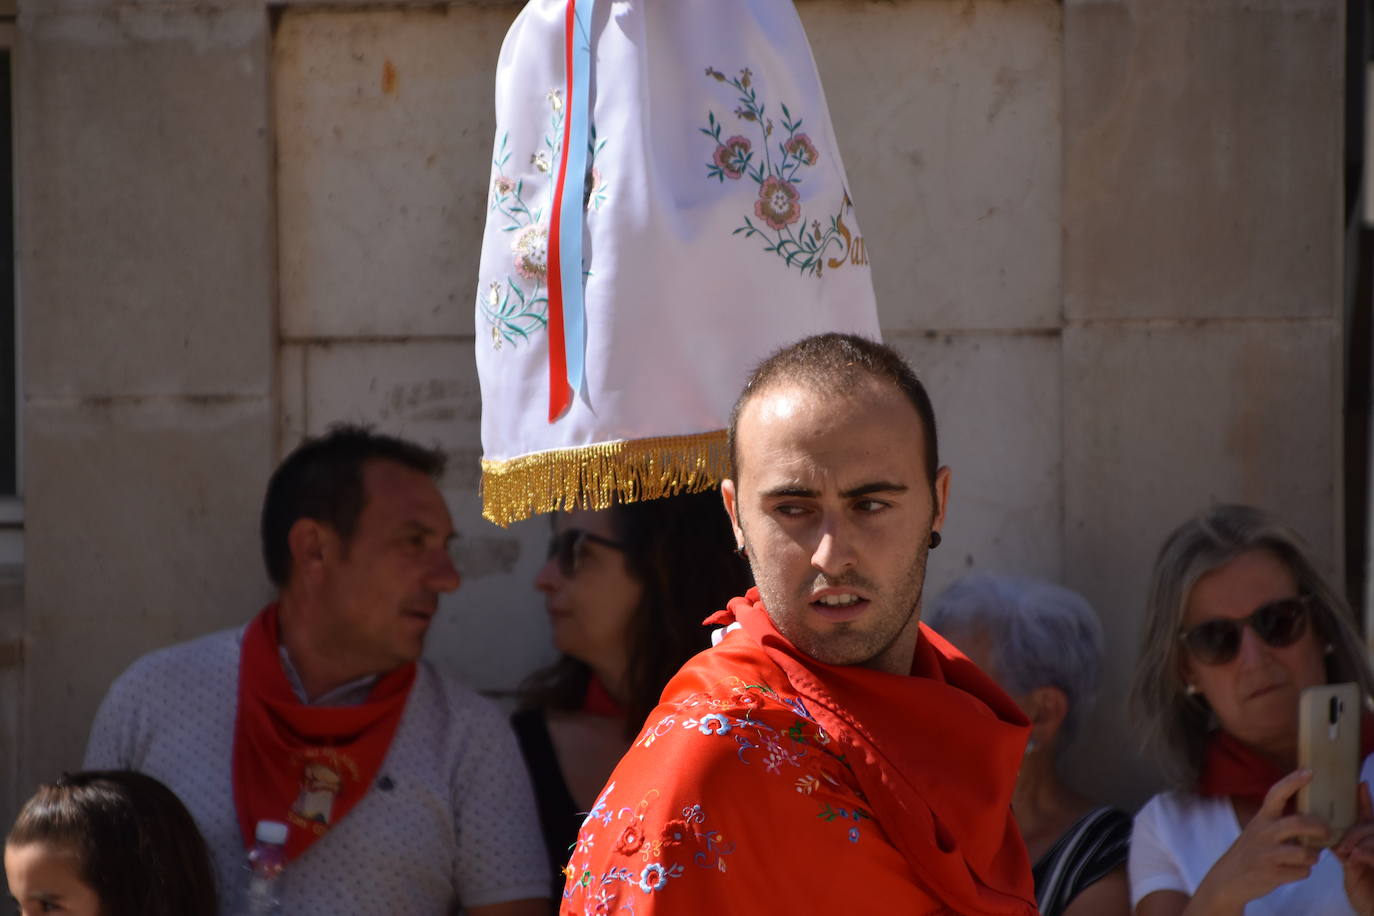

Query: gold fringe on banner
480 430 730 526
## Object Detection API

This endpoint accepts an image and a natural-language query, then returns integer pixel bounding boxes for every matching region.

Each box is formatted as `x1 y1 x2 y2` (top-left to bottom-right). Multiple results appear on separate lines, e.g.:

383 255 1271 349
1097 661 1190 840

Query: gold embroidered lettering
826 215 868 268
849 233 869 266
828 215 852 270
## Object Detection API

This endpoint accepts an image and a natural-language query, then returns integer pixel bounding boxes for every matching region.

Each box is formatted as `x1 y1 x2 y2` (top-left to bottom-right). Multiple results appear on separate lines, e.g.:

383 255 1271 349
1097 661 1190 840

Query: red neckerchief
231 604 416 860
582 674 626 717
1198 713 1374 802
703 588 1037 915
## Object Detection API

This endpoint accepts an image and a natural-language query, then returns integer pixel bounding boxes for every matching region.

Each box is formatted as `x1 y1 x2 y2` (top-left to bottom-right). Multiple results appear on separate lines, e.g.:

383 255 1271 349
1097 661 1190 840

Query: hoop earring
929 531 942 550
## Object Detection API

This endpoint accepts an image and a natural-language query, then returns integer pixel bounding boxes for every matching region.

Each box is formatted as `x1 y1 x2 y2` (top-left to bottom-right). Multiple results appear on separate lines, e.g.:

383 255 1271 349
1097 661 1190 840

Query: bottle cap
255 820 289 845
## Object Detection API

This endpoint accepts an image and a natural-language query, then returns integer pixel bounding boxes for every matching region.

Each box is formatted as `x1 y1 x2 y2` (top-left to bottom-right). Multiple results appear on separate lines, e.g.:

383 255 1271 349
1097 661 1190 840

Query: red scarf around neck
231 604 416 861
704 588 1037 915
581 674 626 717
1198 712 1374 802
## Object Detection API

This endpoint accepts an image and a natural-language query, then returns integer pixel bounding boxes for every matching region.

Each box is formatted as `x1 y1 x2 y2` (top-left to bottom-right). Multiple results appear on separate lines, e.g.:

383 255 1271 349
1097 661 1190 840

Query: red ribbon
544 0 577 422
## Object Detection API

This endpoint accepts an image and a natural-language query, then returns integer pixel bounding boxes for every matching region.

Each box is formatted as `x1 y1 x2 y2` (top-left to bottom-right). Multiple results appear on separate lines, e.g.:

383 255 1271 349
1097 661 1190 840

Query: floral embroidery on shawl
560 674 875 913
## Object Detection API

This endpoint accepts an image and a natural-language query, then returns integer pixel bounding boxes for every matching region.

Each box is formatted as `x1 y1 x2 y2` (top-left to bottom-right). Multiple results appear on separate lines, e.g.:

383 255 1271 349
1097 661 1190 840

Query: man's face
317 459 461 675
722 379 949 675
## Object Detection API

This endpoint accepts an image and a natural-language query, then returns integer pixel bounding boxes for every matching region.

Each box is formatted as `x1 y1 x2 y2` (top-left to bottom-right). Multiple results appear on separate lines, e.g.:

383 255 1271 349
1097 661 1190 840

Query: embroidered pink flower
614 823 644 855
511 223 548 283
660 818 691 848
731 690 761 708
712 135 752 180
785 133 819 166
755 176 801 230
491 175 515 196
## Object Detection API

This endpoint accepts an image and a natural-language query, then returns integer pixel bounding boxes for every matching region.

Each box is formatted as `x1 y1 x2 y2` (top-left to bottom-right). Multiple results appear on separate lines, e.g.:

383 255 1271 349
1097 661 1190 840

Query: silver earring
735 543 747 558
1024 738 1038 756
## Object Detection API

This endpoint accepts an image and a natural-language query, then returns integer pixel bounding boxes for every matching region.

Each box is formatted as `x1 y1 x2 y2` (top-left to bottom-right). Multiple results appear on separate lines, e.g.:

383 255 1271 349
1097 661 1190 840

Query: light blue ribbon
557 0 596 400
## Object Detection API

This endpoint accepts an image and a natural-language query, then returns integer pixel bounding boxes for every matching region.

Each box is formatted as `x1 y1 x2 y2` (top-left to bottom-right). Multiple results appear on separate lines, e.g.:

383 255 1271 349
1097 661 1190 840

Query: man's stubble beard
741 529 932 669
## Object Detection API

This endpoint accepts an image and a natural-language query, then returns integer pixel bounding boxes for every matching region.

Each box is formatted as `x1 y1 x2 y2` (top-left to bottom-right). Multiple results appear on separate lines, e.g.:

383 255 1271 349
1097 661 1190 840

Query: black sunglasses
547 528 626 577
1178 595 1314 666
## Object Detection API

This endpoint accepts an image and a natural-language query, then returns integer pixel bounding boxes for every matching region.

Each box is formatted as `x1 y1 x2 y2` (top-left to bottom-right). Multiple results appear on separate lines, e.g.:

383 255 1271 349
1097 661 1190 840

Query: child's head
5 771 218 916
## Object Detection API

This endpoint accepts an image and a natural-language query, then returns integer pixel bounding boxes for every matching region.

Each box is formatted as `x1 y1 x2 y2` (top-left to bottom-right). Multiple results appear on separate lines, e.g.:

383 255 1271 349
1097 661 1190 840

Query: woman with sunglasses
1129 504 1374 916
512 490 753 887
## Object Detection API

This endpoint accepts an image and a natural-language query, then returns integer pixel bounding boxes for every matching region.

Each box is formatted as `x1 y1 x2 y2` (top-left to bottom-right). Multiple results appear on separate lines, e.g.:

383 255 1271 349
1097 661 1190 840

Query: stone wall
13 1 277 827
1060 0 1343 801
5 0 1347 848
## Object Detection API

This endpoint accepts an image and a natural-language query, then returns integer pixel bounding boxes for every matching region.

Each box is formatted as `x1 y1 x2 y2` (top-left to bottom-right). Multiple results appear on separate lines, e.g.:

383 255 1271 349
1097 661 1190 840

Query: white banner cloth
475 0 880 524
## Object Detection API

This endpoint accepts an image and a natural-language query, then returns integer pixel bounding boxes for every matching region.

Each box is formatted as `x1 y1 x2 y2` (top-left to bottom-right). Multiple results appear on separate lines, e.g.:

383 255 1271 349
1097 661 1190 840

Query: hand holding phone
1297 682 1361 842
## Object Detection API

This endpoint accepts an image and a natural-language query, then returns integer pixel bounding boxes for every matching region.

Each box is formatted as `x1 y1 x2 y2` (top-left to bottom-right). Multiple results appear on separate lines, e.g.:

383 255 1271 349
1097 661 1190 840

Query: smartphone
1297 682 1361 841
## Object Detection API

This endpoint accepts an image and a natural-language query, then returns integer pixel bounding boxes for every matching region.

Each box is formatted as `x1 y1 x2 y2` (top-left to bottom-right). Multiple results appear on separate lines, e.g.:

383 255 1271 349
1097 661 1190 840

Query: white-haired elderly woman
1129 504 1374 915
928 573 1131 916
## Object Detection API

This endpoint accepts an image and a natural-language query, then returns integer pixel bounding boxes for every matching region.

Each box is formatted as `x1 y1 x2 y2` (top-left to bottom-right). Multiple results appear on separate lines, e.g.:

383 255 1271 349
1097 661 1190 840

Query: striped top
1031 805 1132 916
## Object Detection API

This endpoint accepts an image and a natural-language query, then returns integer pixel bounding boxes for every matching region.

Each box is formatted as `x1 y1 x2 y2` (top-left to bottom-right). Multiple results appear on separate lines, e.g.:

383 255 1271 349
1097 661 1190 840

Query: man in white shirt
85 425 550 915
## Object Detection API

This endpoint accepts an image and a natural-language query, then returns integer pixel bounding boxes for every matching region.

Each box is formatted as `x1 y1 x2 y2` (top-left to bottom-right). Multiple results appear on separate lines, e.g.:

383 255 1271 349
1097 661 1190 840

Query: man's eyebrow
760 482 910 500
399 520 457 542
841 481 909 498
760 484 819 499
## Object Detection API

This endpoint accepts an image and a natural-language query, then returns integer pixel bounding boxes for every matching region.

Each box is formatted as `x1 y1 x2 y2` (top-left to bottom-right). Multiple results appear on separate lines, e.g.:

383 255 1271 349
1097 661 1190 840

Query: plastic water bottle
239 819 288 916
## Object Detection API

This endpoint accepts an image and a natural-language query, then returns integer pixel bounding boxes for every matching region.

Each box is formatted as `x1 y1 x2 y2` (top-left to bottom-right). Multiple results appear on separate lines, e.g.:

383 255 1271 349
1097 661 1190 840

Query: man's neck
864 609 923 676
276 593 376 702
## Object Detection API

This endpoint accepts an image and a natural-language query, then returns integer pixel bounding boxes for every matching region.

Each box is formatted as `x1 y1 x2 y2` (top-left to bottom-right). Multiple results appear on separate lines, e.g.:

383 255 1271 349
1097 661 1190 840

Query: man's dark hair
727 333 939 488
8 770 219 916
260 424 447 587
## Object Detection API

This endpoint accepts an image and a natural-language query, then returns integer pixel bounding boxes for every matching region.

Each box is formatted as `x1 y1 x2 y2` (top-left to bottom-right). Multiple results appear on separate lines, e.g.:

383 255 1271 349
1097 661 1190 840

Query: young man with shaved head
559 334 1038 914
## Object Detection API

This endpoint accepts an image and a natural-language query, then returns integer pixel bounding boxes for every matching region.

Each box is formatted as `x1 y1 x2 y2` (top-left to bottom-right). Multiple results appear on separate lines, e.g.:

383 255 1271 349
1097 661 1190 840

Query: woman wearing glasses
512 490 752 886
1129 504 1374 915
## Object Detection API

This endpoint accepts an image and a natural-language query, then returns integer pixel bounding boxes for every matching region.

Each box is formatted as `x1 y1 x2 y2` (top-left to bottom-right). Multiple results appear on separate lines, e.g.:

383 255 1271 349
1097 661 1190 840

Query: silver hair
927 573 1104 749
1129 504 1374 790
